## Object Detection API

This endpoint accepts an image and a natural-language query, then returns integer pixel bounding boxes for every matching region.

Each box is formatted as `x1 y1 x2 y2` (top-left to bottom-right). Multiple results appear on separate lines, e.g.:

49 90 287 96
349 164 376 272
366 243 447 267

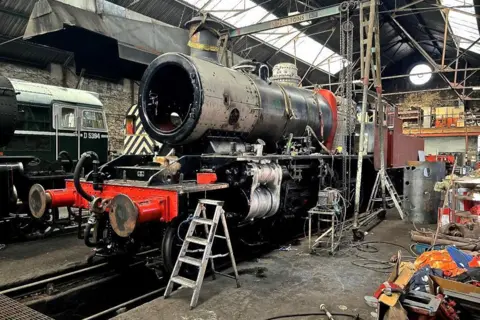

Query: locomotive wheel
161 217 201 275
15 212 55 240
160 218 182 274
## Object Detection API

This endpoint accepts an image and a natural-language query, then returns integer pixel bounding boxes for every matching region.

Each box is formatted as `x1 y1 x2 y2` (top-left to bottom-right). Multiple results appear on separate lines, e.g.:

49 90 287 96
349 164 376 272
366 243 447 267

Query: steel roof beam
226 2 367 38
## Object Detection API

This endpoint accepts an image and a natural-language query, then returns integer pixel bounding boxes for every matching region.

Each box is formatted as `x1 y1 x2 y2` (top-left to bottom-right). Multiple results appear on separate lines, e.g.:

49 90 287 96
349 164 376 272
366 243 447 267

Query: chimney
185 14 223 62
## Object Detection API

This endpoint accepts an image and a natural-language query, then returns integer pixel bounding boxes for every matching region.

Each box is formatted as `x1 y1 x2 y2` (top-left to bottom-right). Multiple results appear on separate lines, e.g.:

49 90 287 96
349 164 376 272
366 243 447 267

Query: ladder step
198 199 224 206
192 218 213 225
214 235 226 239
178 256 202 267
186 236 209 246
170 276 196 288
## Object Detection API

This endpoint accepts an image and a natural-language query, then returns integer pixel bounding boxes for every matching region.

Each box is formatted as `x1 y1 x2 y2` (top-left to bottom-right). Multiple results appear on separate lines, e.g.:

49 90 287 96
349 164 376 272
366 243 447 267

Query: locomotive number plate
83 132 101 139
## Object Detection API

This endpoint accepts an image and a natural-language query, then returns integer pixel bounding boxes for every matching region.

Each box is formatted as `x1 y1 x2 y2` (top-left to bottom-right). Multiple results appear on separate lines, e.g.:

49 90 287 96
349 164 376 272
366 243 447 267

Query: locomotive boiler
139 52 336 151
29 16 371 273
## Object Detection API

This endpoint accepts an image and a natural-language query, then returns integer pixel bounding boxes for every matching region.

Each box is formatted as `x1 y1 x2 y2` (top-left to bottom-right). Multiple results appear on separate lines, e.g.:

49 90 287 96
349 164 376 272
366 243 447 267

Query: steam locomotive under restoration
28 17 374 273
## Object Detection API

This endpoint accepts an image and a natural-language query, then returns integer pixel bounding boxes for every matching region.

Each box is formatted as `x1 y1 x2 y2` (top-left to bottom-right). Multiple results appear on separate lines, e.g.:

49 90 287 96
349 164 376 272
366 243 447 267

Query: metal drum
403 161 446 224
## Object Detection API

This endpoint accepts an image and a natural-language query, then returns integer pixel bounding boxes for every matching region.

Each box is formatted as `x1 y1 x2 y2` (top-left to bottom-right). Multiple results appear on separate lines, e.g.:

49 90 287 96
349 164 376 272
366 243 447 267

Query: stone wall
0 61 138 152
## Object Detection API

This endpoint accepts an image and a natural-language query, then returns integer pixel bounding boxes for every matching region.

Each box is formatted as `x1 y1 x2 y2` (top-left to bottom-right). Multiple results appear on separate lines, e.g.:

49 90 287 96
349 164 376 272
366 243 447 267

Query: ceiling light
409 63 432 86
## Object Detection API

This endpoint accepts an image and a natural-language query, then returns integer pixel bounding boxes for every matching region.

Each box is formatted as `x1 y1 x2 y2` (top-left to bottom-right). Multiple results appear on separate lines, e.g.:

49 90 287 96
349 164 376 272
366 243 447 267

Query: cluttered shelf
455 195 480 201
371 161 480 319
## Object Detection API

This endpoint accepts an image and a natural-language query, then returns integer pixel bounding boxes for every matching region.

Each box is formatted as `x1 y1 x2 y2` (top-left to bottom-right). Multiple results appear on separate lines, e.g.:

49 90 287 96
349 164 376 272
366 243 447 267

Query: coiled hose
74 152 100 247
73 151 99 202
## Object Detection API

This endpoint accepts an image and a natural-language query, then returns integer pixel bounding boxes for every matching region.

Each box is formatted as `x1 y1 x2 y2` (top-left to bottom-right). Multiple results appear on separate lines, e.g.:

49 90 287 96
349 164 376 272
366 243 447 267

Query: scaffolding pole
353 0 380 231
373 6 386 211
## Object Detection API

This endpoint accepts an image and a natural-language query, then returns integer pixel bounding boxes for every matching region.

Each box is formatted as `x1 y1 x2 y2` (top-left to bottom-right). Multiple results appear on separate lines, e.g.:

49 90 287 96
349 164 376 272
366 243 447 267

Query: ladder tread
192 218 214 225
164 199 239 309
186 236 209 246
199 199 225 206
178 256 202 267
171 276 196 288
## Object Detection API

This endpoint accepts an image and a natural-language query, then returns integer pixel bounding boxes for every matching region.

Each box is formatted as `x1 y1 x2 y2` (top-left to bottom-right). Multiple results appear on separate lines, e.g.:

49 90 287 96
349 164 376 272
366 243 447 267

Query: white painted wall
424 137 466 154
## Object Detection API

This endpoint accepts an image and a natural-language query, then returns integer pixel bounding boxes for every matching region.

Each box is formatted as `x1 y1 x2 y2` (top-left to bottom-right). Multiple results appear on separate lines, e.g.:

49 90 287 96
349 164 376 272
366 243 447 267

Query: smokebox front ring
139 53 203 146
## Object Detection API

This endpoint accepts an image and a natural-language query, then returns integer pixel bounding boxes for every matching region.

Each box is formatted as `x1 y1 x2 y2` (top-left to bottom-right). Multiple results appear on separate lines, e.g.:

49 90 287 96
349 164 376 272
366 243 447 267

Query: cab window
82 110 106 130
61 107 76 129
17 104 51 131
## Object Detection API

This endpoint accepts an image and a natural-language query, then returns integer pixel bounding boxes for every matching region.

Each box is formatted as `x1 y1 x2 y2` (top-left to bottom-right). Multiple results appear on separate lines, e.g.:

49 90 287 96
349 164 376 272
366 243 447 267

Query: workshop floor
0 234 91 288
115 211 415 320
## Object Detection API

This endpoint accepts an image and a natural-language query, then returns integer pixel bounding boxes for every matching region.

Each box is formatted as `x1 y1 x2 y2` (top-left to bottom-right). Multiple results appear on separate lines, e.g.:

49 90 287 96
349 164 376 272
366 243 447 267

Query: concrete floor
0 234 91 288
116 212 415 320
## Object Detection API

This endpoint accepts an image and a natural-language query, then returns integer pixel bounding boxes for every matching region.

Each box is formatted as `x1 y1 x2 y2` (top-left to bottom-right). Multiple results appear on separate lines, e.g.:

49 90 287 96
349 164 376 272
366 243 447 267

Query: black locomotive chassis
0 156 73 217
95 152 375 214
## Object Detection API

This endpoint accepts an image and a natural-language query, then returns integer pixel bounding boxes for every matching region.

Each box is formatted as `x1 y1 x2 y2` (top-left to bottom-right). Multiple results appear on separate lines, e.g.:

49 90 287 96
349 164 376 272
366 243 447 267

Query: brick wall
0 61 138 152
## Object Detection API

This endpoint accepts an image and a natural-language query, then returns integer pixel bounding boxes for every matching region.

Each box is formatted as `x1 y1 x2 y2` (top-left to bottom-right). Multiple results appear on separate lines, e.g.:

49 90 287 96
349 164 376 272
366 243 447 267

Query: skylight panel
441 0 480 54
183 0 345 75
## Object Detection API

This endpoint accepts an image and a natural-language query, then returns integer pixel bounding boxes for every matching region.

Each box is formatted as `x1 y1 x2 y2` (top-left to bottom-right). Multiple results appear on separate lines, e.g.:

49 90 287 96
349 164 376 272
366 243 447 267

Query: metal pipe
454 44 460 85
373 12 386 210
446 37 480 69
391 17 438 68
460 70 477 87
266 30 303 63
0 263 108 295
0 162 23 173
390 17 464 101
77 114 81 160
304 67 480 88
83 287 167 320
299 27 337 84
382 87 468 96
462 61 468 106
354 0 376 229
55 114 59 160
441 9 449 67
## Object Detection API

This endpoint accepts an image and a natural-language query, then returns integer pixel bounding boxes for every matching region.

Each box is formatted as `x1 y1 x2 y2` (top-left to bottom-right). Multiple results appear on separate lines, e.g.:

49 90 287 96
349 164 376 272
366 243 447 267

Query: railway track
0 208 87 245
0 249 166 319
1 228 299 319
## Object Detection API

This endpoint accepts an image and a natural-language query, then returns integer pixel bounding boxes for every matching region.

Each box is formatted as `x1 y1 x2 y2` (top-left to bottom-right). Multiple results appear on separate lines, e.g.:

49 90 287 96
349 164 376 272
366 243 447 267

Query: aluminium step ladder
366 170 404 219
164 199 240 309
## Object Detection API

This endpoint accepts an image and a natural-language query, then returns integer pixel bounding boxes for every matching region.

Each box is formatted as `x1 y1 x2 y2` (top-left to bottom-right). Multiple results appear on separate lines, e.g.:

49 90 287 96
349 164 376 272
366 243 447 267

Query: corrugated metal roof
0 0 479 85
0 35 72 67
0 0 34 37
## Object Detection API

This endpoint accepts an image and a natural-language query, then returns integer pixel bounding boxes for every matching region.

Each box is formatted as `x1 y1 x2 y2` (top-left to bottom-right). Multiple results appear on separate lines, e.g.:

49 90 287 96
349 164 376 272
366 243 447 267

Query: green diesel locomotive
0 76 108 241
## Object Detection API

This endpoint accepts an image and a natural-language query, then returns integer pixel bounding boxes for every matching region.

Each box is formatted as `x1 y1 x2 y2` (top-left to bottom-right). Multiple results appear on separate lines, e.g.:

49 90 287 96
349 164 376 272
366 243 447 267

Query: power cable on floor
346 241 418 273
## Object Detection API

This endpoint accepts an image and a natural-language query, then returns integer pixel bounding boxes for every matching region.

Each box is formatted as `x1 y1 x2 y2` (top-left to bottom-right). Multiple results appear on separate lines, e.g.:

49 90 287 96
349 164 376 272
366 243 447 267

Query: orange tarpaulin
414 250 466 277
